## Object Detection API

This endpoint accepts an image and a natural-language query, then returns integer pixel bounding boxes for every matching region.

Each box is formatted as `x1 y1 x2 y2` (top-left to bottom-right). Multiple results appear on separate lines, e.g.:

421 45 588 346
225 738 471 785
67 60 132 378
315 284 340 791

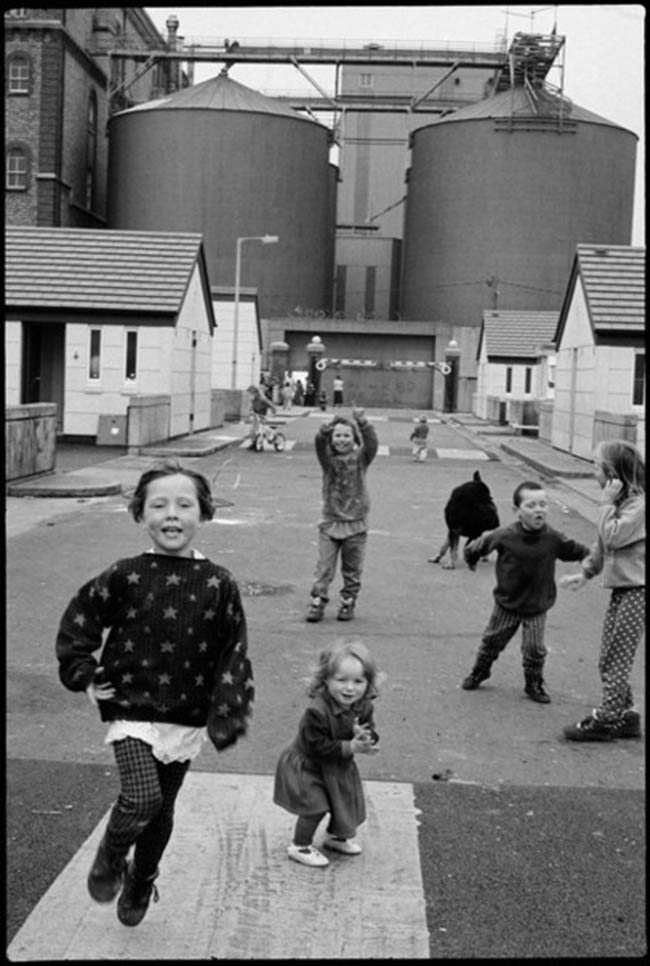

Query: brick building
4 7 167 228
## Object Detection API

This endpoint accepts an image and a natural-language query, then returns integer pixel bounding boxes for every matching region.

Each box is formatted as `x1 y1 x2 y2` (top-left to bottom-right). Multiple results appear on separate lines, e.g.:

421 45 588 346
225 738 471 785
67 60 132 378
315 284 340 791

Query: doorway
21 322 65 431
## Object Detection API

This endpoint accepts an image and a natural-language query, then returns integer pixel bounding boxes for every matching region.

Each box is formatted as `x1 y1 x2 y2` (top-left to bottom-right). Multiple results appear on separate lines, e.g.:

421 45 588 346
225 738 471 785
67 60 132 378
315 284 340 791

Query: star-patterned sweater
56 553 253 752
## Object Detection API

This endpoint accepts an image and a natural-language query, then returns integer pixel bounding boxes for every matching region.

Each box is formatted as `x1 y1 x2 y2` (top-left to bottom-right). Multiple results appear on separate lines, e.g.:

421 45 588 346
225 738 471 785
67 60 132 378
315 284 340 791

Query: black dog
429 470 499 569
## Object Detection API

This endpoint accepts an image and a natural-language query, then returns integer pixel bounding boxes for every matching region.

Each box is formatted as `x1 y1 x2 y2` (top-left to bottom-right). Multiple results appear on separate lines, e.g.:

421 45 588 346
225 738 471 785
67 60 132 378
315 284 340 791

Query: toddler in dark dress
274 640 380 867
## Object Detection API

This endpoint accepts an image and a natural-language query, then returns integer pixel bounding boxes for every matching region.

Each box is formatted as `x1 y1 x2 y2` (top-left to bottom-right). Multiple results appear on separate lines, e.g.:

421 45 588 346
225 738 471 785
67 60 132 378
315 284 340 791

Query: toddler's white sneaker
323 834 362 855
287 843 329 867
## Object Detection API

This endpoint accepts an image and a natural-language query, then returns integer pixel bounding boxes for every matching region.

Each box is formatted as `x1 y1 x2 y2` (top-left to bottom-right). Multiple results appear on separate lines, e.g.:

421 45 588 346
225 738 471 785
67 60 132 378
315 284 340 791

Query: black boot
524 670 551 704
87 835 127 903
461 660 492 690
117 861 159 927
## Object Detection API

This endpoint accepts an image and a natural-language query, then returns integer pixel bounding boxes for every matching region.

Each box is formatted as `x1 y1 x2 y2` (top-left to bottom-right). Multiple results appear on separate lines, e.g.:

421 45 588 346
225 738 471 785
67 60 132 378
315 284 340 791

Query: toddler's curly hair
307 638 381 699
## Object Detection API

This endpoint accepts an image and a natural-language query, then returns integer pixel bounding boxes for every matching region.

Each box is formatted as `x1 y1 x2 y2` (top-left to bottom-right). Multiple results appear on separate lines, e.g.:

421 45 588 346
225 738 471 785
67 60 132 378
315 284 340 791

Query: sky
144 5 645 245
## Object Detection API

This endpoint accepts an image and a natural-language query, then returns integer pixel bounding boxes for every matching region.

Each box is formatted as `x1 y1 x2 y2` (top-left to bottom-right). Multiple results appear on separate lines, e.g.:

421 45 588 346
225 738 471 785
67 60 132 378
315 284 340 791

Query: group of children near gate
55 405 644 921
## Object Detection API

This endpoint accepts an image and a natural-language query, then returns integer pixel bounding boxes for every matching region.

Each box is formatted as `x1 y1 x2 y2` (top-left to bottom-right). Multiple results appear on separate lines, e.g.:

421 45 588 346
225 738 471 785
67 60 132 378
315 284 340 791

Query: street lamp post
231 234 279 389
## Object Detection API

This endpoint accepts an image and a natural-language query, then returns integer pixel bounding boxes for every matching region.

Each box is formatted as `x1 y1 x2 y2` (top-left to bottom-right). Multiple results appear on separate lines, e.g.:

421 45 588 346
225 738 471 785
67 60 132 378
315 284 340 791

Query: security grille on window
125 331 138 381
89 329 101 380
6 148 27 189
632 353 645 406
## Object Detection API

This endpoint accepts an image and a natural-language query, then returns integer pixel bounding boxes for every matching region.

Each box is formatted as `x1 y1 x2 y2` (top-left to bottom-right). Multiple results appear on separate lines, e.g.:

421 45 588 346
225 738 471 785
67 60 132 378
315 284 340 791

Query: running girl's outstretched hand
559 572 587 591
86 667 116 706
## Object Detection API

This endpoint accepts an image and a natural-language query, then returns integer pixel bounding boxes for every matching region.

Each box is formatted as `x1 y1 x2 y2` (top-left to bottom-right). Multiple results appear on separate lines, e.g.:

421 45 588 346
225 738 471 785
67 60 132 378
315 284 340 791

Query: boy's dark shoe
87 837 127 903
336 598 355 621
305 596 325 622
563 715 616 741
461 664 491 690
117 862 159 927
524 671 551 704
613 710 642 739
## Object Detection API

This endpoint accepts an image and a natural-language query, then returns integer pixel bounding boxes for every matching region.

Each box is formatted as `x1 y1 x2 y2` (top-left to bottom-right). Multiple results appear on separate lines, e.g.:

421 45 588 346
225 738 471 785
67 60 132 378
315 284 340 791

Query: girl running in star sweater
56 459 253 927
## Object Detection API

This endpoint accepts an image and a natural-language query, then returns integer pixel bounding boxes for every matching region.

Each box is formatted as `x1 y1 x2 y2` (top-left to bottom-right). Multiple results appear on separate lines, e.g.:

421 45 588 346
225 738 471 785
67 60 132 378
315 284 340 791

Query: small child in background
273 639 380 867
56 459 253 927
409 415 429 462
561 440 645 741
461 480 589 704
305 409 379 622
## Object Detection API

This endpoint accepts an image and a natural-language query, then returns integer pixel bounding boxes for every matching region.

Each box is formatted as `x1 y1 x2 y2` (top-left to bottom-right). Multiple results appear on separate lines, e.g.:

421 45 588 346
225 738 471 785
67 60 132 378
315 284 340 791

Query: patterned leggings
476 603 547 671
104 736 190 878
595 587 645 725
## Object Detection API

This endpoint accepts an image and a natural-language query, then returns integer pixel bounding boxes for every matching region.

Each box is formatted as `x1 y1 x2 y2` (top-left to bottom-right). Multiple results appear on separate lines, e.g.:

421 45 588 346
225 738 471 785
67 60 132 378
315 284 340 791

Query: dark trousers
477 602 547 671
310 530 367 603
104 736 190 878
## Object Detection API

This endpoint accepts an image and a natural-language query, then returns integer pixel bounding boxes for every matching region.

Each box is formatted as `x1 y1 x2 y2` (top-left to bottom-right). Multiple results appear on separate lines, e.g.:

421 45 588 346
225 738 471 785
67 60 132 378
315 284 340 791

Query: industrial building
4 7 641 436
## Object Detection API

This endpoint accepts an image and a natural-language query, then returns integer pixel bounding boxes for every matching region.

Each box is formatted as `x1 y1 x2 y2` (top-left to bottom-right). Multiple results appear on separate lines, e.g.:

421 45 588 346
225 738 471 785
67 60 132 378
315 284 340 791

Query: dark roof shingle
5 227 207 316
481 310 558 359
576 244 645 334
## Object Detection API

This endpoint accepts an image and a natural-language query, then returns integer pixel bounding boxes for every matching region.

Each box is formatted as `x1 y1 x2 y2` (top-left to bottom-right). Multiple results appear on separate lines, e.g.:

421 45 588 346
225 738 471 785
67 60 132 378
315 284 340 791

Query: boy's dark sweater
465 522 589 615
56 553 253 749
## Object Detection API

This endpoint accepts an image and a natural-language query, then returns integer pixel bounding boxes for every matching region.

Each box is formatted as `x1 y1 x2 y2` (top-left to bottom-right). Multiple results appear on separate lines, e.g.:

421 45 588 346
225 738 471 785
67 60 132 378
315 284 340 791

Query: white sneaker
323 835 362 855
287 843 329 867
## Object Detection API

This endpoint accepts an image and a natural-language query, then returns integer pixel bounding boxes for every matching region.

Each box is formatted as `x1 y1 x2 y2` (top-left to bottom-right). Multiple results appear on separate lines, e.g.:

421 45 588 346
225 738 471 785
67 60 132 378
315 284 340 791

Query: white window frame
8 54 30 93
6 147 27 189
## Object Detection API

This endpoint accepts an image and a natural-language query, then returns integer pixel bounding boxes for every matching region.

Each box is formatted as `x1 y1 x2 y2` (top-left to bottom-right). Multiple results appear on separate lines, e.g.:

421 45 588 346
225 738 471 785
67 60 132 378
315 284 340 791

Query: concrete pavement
6 407 603 513
6 408 645 958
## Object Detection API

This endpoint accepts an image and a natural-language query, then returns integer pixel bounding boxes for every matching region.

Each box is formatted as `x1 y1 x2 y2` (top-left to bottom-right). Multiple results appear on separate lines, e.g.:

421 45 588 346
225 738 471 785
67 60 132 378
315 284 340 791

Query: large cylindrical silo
107 73 333 317
400 86 637 324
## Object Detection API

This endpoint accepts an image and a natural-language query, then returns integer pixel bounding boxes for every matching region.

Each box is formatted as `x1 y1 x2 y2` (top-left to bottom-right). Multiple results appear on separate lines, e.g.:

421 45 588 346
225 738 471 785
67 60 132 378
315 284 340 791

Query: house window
85 91 97 210
125 330 138 381
89 329 101 380
524 366 532 394
632 353 645 405
8 54 30 93
6 146 28 189
505 366 513 393
359 73 374 88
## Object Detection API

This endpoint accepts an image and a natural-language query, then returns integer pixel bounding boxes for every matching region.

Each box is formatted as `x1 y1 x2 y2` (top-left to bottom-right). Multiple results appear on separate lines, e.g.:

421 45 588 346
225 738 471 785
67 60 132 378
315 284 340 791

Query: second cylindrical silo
400 86 637 324
107 73 333 317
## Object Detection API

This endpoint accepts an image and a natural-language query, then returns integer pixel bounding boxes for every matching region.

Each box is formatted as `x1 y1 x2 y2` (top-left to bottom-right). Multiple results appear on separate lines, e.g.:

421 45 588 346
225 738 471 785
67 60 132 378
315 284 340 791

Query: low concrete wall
210 390 226 428
126 395 170 449
5 403 57 481
486 395 507 424
538 400 553 443
215 388 246 422
593 410 638 448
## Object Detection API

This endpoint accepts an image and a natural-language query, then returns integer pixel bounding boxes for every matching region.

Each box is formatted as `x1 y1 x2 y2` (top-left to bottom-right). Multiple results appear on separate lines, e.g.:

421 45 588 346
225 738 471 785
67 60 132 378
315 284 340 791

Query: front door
22 322 65 431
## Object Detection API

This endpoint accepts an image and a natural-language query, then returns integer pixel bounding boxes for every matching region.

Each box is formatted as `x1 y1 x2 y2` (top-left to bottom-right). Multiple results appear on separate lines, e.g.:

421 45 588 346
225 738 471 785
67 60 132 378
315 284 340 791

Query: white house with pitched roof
474 310 558 422
552 245 645 459
5 227 217 444
210 286 263 391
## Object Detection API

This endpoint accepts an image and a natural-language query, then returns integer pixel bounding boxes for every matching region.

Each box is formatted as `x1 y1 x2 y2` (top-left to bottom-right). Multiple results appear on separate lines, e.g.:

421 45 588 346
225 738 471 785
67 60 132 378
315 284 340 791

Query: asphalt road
6 412 646 958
